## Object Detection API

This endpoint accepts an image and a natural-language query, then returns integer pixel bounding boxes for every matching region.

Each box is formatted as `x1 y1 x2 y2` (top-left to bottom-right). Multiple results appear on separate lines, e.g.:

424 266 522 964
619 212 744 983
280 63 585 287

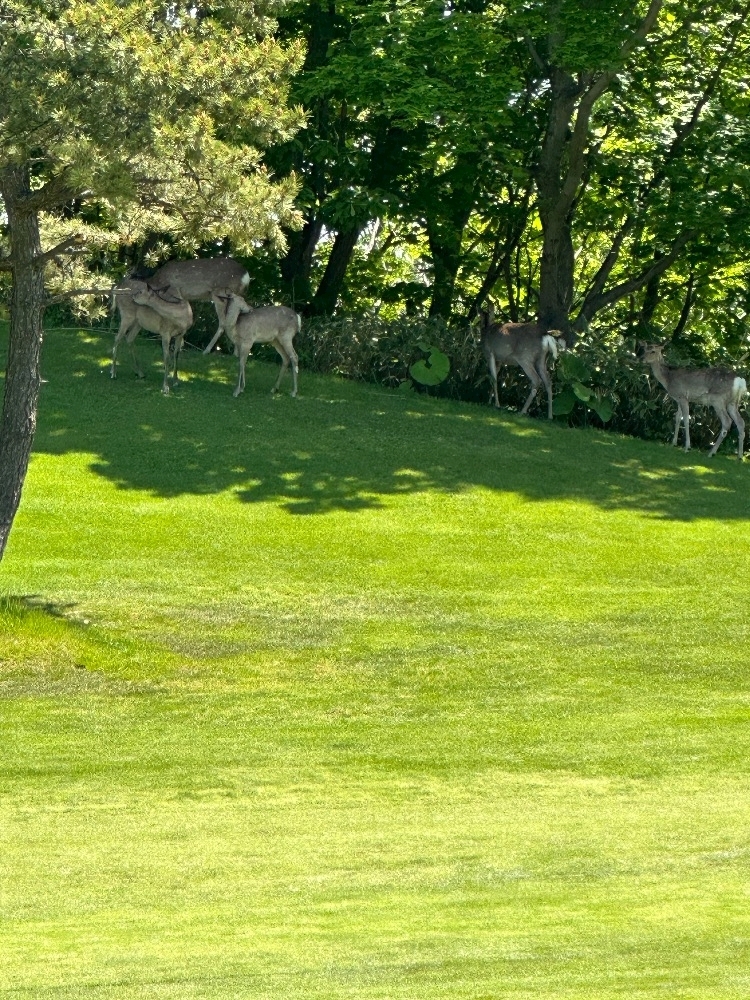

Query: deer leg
709 405 732 457
273 339 299 397
518 360 542 415
111 327 123 378
160 334 171 395
203 323 224 355
671 406 682 447
535 359 554 419
288 344 299 397
171 334 184 385
126 326 145 379
728 401 745 459
234 345 251 397
487 355 500 408
271 342 290 395
112 321 136 378
678 399 691 451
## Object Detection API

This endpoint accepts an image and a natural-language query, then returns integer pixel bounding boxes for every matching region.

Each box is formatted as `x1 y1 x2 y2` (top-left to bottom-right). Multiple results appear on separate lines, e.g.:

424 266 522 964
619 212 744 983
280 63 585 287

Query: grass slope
1 327 750 998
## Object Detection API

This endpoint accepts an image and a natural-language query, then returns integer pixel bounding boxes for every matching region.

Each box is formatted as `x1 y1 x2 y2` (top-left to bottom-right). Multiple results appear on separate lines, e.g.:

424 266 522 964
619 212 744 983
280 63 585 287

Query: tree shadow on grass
20 328 750 521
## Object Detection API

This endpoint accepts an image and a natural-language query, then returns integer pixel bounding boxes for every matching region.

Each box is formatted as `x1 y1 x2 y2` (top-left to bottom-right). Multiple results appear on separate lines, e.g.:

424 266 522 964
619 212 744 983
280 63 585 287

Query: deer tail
542 334 559 360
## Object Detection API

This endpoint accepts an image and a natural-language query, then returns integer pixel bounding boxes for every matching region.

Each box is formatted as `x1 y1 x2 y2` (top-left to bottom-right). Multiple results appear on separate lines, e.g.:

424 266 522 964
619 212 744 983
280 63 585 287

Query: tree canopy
261 0 750 345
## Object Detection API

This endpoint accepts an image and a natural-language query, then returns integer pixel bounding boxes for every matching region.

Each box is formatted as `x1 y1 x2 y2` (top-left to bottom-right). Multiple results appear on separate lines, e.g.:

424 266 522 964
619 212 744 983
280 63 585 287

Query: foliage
298 311 750 451
408 342 450 387
244 0 750 378
298 312 485 399
0 0 306 309
0 0 308 561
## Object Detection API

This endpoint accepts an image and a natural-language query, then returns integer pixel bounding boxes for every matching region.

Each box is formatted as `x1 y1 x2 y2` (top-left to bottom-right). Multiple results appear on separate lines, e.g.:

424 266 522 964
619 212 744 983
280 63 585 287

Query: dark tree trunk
0 167 45 561
640 263 662 326
307 223 363 316
672 272 695 341
534 67 579 334
531 2 663 338
427 220 465 319
425 152 480 318
537 218 575 331
280 217 324 308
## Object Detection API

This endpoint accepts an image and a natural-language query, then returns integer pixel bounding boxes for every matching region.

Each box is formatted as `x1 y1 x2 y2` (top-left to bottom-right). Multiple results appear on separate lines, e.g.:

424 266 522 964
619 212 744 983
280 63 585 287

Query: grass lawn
2 324 750 998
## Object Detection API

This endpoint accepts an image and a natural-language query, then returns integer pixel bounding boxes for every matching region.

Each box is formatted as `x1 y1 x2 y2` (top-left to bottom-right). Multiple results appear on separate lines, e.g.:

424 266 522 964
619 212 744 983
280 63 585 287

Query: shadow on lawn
24 328 750 521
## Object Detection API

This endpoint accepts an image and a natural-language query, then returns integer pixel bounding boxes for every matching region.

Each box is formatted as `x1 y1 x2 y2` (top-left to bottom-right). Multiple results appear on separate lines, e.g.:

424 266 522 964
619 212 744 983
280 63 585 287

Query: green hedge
294 315 744 454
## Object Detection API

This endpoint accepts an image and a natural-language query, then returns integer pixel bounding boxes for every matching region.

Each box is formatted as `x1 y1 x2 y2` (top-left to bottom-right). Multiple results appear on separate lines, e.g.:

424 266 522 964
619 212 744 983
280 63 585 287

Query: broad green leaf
560 354 592 382
410 346 450 385
552 386 577 415
589 396 614 422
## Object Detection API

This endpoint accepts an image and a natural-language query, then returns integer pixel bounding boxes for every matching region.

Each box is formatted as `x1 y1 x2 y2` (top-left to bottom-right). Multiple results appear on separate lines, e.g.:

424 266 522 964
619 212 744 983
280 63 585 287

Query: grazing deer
206 289 300 398
147 256 250 346
639 342 747 459
479 307 566 419
111 279 192 395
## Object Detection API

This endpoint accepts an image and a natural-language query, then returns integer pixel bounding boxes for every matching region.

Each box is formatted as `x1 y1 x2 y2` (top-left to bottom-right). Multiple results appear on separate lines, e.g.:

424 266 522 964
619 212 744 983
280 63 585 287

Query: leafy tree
0 0 304 560
269 0 528 318
271 0 750 352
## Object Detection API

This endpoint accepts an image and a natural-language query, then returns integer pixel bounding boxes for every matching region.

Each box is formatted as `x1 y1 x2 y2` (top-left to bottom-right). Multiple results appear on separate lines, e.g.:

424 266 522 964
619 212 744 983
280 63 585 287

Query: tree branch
559 1 664 211
575 6 750 328
19 171 77 213
35 235 87 265
524 33 547 73
43 286 116 306
577 228 696 322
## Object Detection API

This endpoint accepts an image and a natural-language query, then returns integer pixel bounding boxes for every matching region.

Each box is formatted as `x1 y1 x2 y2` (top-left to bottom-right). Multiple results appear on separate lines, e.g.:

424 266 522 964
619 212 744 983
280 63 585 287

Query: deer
110 278 193 395
479 306 567 419
146 256 250 347
639 342 747 459
205 289 300 398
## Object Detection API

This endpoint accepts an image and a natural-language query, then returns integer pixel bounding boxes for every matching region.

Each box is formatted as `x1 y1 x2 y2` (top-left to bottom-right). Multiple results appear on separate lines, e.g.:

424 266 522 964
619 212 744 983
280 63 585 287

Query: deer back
481 321 549 364
662 364 744 404
149 257 249 301
235 305 300 346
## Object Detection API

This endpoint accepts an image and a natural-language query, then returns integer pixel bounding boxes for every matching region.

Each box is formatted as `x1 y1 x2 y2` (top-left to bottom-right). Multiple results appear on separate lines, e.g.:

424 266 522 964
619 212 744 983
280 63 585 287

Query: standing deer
639 342 747 459
147 256 250 346
111 278 192 395
479 308 566 419
206 289 300 398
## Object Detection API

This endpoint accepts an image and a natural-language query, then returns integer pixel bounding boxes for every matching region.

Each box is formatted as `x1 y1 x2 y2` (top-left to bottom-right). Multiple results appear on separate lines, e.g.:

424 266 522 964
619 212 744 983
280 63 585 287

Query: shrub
296 315 747 453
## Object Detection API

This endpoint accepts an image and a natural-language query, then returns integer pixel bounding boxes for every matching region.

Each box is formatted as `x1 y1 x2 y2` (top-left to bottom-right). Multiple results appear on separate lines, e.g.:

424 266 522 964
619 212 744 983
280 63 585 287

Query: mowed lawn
2 324 750 999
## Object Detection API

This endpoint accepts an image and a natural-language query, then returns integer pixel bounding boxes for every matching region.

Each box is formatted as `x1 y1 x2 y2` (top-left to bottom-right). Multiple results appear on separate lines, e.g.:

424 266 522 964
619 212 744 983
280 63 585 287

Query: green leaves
553 351 614 423
0 0 306 278
409 341 450 386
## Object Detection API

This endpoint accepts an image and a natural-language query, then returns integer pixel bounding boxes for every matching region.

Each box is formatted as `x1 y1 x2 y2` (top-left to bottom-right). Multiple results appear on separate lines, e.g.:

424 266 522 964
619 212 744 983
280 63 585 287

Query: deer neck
648 357 671 391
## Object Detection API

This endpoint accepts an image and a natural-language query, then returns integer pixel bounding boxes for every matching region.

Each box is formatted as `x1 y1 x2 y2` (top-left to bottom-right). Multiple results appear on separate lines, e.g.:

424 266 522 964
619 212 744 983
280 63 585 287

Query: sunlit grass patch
0 325 750 997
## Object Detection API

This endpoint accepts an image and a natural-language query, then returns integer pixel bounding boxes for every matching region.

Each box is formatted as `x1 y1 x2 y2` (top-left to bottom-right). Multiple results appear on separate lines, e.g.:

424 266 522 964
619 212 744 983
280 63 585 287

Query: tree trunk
307 223 363 316
427 220 464 319
0 167 45 561
280 216 324 308
640 262 662 327
537 216 575 331
532 2 663 337
534 67 579 334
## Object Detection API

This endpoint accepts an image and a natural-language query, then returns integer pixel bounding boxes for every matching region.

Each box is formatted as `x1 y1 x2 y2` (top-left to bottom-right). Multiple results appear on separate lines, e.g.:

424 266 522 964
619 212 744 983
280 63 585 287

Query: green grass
2 326 750 998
